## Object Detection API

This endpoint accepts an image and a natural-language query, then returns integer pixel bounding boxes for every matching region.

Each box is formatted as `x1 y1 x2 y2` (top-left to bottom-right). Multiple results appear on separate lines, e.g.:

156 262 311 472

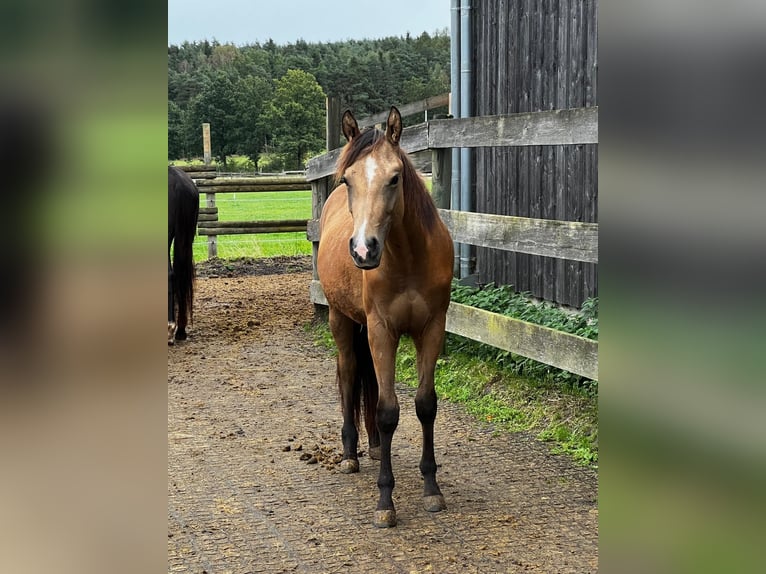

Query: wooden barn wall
471 0 598 308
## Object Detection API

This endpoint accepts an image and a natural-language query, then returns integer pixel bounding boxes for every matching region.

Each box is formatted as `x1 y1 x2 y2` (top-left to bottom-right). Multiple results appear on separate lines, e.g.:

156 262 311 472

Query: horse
168 166 200 345
317 107 454 528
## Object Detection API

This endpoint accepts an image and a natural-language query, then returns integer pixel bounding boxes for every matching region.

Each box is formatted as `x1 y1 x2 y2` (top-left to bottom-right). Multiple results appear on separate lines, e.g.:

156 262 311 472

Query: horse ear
385 106 402 146
342 110 360 141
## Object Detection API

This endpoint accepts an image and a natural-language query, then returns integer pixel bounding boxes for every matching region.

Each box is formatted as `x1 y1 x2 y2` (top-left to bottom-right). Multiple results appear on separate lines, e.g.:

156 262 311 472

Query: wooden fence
305 107 598 380
177 168 311 259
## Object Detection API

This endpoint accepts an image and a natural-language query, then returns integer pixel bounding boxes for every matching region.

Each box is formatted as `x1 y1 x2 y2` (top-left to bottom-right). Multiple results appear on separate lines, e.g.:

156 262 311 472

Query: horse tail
352 324 379 444
172 187 199 327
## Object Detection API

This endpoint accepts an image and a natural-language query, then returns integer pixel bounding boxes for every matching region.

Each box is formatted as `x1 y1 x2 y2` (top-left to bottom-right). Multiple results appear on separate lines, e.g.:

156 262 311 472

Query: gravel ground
168 257 598 573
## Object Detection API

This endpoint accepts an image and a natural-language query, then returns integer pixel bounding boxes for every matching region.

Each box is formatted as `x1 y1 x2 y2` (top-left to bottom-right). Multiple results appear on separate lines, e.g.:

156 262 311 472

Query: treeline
168 32 450 171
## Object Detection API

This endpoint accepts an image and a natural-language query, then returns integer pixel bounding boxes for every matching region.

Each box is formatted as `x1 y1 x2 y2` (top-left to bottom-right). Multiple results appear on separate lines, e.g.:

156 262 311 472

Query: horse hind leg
168 254 176 345
168 321 177 345
330 310 361 474
354 325 381 460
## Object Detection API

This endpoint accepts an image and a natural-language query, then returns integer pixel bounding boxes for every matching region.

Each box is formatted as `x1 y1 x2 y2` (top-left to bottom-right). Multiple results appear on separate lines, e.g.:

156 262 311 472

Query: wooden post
431 148 451 209
206 192 217 259
311 175 332 318
326 97 342 151
202 123 215 257
202 123 211 165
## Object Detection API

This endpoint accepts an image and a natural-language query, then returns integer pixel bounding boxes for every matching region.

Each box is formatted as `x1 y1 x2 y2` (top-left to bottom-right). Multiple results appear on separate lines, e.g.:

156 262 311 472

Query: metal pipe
450 0 461 276
459 0 473 278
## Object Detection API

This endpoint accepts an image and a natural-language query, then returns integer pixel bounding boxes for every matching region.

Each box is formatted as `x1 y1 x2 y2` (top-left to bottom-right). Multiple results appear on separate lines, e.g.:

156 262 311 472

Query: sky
168 0 452 46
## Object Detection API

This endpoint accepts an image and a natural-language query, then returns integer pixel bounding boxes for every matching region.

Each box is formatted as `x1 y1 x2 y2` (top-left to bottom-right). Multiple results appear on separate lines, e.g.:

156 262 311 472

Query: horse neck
380 200 429 274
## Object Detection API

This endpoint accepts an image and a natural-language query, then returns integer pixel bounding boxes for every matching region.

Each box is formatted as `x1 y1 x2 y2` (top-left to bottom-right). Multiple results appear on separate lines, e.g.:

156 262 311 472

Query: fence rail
177 172 311 259
306 107 599 380
306 107 597 181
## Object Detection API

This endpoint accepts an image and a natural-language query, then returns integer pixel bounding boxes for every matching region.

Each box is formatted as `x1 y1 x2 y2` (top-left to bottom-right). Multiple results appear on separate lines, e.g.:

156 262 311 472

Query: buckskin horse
317 107 453 527
168 166 199 345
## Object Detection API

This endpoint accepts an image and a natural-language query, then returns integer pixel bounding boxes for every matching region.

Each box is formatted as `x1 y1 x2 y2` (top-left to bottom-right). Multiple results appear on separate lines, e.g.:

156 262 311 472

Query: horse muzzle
349 236 381 269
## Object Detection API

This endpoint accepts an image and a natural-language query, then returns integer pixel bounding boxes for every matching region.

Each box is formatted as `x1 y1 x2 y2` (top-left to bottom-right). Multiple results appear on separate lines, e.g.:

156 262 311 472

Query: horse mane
335 128 439 232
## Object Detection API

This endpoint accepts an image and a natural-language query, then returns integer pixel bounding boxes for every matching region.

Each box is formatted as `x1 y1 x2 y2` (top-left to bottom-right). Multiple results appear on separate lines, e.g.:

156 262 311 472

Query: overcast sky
168 0 451 46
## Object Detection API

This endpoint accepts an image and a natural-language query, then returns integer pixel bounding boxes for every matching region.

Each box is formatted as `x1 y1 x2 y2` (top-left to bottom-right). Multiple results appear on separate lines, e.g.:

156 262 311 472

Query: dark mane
335 128 439 232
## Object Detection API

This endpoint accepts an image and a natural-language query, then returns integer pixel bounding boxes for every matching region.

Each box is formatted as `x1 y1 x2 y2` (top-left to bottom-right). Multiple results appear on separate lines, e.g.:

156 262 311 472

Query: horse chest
365 287 430 332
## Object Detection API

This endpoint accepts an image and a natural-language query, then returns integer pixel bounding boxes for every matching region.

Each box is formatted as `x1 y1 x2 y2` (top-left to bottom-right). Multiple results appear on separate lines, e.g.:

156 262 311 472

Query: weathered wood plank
307 108 597 182
198 207 218 215
306 219 320 243
357 93 450 128
326 96 342 151
308 280 597 380
431 148 451 209
198 225 308 236
198 219 308 229
305 123 429 181
311 177 332 283
309 279 328 306
190 184 311 193
177 164 216 173
196 176 307 186
428 107 598 149
445 302 598 380
438 209 598 263
197 213 218 222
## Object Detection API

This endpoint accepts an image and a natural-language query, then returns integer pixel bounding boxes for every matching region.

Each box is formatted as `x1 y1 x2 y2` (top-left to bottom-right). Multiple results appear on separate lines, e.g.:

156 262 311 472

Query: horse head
338 106 404 270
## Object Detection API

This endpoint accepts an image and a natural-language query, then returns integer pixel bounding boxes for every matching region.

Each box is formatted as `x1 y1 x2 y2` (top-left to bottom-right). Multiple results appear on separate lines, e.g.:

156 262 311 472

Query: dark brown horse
168 166 199 344
317 107 454 527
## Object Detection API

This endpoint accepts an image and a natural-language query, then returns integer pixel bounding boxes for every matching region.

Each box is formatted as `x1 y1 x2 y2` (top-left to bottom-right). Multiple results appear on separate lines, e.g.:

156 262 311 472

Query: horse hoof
168 322 176 345
373 509 397 528
175 328 188 341
423 495 447 512
368 446 381 461
339 459 359 474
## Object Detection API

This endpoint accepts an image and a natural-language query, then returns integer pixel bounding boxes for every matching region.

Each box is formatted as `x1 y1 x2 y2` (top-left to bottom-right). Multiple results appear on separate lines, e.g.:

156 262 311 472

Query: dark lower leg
415 387 442 499
375 400 399 513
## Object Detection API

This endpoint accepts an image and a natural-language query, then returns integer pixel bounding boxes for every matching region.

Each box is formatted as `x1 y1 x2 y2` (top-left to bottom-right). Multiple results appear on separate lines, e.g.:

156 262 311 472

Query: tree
232 76 273 166
263 69 326 170
168 100 185 159
184 71 239 166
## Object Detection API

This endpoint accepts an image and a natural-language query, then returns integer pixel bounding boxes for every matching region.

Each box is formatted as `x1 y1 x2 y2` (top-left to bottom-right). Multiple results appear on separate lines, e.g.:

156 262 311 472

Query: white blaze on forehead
364 155 378 188
353 219 369 258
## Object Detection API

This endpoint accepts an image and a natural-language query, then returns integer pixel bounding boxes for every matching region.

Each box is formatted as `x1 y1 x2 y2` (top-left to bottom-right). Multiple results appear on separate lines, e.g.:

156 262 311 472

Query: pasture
192 190 313 261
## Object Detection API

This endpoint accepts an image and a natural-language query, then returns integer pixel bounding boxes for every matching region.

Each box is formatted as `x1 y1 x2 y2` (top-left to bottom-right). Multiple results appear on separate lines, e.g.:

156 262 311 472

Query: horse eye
339 176 347 185
389 174 399 186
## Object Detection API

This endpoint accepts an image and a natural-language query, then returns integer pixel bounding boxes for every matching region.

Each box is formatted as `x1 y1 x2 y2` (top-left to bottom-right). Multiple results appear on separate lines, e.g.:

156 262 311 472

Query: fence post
202 123 211 165
431 148 451 210
201 123 216 258
326 96 342 151
311 175 332 318
206 192 217 259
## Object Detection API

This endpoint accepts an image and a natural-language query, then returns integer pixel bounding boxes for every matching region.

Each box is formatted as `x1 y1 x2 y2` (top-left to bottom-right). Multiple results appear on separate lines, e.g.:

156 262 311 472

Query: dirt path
168 259 598 573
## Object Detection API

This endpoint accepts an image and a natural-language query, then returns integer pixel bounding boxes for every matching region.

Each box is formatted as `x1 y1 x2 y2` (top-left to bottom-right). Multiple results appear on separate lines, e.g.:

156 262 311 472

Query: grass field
193 190 312 262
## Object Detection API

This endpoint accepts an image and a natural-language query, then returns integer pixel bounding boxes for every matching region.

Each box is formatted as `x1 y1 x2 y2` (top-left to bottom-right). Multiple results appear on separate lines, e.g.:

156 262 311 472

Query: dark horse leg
414 319 448 513
168 236 176 345
368 319 401 528
329 309 361 474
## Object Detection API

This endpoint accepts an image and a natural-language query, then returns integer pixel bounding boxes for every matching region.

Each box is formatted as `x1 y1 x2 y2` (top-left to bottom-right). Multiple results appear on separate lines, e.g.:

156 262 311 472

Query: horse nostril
368 237 379 257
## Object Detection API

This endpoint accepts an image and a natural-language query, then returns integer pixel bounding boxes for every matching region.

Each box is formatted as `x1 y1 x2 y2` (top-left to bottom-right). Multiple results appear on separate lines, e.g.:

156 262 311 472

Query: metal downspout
450 0 461 276
459 0 473 278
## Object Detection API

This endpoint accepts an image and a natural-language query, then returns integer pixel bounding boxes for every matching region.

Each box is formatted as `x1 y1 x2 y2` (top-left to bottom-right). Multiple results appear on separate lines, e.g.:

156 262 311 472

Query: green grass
193 190 312 261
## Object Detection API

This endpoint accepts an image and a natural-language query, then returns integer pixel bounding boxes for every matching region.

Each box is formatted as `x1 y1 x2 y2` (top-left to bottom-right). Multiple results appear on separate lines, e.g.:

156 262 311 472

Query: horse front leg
368 319 400 528
329 309 360 474
414 317 448 513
